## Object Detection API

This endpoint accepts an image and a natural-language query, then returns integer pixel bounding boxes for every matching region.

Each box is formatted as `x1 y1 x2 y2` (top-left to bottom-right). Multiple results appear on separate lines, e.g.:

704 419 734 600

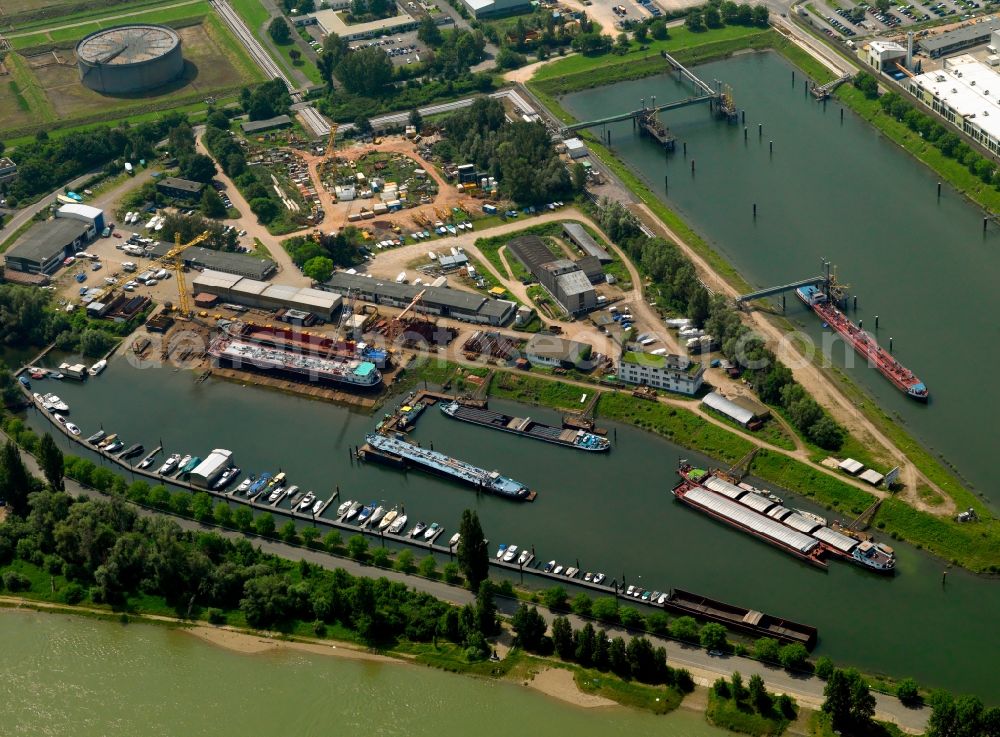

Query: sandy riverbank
528 667 617 708
184 623 400 663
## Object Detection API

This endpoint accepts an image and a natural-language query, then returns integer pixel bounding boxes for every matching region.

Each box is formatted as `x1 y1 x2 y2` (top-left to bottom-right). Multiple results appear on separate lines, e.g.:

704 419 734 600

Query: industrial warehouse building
324 271 516 325
507 234 598 315
909 55 1000 155
562 222 612 263
3 219 95 275
460 0 532 19
0 157 16 183
240 115 292 134
192 270 342 320
56 203 105 232
618 351 704 395
917 18 1000 58
702 391 771 428
156 177 205 201
147 242 276 280
524 334 593 369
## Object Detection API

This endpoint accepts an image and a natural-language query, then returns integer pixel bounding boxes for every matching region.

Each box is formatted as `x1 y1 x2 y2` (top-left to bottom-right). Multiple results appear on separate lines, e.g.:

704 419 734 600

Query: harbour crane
156 230 211 317
386 289 426 343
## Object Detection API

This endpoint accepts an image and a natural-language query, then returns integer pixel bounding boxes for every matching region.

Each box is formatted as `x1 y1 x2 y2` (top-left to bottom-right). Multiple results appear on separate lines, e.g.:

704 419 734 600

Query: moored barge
664 588 817 648
440 401 610 452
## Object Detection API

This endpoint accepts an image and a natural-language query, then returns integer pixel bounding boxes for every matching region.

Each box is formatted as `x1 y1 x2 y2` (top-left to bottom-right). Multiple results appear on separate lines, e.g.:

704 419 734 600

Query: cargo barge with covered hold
672 463 895 574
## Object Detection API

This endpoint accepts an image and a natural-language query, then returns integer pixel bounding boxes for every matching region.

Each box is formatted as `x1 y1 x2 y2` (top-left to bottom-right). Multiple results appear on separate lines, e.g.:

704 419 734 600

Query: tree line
854 72 999 188
3 113 189 205
595 200 846 450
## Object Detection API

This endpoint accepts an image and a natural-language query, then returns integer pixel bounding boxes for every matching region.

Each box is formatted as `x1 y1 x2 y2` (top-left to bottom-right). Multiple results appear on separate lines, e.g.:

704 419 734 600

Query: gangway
735 276 826 306
810 73 852 100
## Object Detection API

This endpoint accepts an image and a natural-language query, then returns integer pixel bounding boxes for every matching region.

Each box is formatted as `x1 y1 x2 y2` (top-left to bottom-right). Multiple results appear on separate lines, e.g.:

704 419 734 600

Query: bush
2 571 30 592
669 615 700 642
815 655 834 680
207 608 227 625
778 642 810 671
60 582 86 605
896 677 921 706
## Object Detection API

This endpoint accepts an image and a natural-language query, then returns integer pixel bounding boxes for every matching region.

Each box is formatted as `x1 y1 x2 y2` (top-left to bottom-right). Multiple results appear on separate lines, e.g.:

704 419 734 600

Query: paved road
1 426 928 733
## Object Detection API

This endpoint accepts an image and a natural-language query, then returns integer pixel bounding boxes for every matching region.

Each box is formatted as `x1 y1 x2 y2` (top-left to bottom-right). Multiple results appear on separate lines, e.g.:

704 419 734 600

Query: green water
12 354 1000 698
560 51 1000 508
0 610 730 736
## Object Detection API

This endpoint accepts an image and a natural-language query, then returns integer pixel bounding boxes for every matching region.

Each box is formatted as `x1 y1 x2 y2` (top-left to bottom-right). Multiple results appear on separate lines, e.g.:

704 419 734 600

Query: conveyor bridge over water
560 50 737 134
735 276 826 307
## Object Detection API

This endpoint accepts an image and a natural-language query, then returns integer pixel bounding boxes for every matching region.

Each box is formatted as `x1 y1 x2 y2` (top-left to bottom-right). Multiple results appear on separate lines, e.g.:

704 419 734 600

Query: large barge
362 433 536 501
440 401 610 452
208 336 382 390
663 588 817 648
797 285 928 401
673 464 896 574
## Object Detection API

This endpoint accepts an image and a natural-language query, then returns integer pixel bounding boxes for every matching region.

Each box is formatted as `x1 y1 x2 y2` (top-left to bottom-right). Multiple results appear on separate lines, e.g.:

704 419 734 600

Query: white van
122 262 137 273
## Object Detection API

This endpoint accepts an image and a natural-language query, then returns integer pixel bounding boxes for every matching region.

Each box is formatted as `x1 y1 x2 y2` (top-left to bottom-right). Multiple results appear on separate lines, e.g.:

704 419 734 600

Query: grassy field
228 0 270 31
226 0 302 82
9 0 213 49
1 16 262 138
274 38 323 85
706 691 793 736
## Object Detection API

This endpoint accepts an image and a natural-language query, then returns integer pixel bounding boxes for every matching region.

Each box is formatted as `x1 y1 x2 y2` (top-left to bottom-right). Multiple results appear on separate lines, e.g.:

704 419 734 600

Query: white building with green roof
618 351 704 395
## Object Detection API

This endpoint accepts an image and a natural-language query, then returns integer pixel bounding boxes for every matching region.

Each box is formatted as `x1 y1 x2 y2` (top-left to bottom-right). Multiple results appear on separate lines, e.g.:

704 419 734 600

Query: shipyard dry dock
360 432 536 501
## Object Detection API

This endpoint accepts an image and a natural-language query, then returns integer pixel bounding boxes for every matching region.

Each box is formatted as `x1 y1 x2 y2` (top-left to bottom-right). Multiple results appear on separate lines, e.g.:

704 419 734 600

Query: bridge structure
810 72 852 100
560 49 737 134
734 276 826 307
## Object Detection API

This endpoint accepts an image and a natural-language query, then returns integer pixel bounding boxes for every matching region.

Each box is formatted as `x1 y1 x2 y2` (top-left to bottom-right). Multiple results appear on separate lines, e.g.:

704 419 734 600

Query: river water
560 51 1000 508
10 350 1000 697
0 610 730 736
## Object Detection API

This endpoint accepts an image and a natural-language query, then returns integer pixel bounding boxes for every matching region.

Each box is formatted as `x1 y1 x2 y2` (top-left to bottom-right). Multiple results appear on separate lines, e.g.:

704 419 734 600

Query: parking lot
804 0 989 43
349 31 424 67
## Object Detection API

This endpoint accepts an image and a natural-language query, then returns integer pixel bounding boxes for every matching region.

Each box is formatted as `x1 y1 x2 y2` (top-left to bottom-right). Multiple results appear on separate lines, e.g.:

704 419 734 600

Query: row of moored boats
337 499 459 545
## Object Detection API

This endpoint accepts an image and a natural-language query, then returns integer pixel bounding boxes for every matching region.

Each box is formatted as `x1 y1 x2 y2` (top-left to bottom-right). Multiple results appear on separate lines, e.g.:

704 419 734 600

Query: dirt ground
19 22 248 119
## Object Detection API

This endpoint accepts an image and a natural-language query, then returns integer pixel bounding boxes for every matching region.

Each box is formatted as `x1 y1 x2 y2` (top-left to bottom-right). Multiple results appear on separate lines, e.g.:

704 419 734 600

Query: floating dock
440 401 610 452
360 432 536 501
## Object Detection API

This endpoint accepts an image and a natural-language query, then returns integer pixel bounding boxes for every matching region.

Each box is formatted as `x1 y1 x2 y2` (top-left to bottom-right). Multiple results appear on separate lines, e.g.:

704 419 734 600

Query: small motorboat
565 567 578 578
312 498 324 515
344 501 363 521
448 532 461 547
626 585 636 597
176 454 192 473
158 453 181 475
495 544 508 559
98 434 118 448
105 439 124 453
137 449 160 469
267 486 285 503
410 521 426 538
593 573 606 585
213 466 241 489
657 593 668 605
543 560 556 573
86 430 106 445
640 590 651 601
53 413 67 426
44 394 69 412
66 422 81 436
88 359 107 376
388 514 407 534
378 509 398 531
18 375 30 388
583 572 593 582
235 475 256 494
337 499 354 517
179 456 201 475
517 550 531 566
502 545 519 563
28 368 46 380
120 443 144 459
298 491 317 511
47 372 64 380
357 502 377 524
423 522 440 540
368 505 386 525
553 565 564 575
651 590 662 602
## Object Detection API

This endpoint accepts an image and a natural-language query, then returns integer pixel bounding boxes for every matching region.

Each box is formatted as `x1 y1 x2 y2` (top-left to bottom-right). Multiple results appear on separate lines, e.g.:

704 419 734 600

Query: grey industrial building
156 176 205 201
147 242 276 280
76 25 184 94
324 271 516 325
524 334 593 369
507 234 599 315
0 157 16 183
192 270 342 320
241 115 292 134
562 222 612 263
3 219 94 275
918 18 1000 58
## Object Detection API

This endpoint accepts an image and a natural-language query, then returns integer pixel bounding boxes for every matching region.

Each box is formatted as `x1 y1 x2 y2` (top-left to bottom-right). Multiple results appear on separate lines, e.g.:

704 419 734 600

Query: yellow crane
326 123 339 156
157 230 211 316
